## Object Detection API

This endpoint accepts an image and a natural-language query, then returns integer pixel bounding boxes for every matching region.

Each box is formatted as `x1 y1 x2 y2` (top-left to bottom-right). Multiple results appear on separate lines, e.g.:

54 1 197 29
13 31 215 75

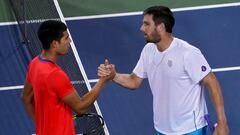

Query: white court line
65 2 240 20
0 80 97 91
212 66 240 72
85 66 240 83
0 85 23 91
0 21 17 26
1 66 240 91
1 2 240 26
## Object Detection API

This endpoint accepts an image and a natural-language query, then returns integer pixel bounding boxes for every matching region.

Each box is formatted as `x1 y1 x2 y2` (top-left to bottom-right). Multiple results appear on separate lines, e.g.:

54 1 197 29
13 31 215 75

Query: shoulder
174 38 201 55
48 67 68 79
27 56 39 70
28 56 38 65
142 43 157 53
46 67 71 87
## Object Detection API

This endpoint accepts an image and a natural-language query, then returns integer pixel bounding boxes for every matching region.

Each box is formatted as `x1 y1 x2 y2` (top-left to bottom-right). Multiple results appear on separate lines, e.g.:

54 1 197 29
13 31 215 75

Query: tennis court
0 0 240 134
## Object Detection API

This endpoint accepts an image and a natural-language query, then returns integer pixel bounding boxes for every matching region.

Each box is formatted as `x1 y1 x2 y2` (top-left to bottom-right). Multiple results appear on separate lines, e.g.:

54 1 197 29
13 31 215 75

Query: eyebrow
143 21 150 24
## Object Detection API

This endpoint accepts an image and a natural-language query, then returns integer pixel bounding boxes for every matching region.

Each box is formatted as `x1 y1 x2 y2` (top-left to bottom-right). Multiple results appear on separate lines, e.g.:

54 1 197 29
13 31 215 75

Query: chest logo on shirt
167 60 173 67
201 65 207 72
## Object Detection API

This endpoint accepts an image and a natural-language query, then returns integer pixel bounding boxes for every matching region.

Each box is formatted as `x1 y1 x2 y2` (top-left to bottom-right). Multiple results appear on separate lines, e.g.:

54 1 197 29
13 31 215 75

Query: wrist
217 117 227 125
112 73 117 81
217 120 227 125
98 77 108 84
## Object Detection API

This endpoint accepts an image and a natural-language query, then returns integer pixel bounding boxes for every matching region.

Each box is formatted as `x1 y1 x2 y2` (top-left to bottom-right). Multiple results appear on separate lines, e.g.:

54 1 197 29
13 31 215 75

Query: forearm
204 73 227 124
202 72 229 134
113 73 141 90
208 79 227 124
22 96 35 122
74 78 107 114
24 102 36 122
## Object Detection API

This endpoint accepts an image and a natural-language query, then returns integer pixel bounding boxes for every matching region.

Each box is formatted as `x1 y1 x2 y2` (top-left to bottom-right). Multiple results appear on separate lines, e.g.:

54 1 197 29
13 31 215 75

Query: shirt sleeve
47 69 74 98
184 48 211 83
133 47 147 78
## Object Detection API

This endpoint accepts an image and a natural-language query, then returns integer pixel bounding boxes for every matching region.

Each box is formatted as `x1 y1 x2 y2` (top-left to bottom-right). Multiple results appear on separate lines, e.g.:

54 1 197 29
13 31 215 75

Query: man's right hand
98 59 116 81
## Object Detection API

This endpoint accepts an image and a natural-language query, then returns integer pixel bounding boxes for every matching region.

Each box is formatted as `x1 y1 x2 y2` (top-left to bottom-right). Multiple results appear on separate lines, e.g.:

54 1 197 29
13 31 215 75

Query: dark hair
143 6 175 33
37 20 67 50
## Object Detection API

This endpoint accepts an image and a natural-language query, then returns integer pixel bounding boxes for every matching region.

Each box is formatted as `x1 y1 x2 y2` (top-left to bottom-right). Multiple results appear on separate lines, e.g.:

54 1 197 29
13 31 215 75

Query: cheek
65 43 70 51
146 27 154 34
145 26 150 32
59 43 68 52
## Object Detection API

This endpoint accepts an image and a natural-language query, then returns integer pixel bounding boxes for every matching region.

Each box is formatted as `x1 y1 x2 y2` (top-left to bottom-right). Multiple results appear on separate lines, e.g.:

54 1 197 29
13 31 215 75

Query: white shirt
133 38 211 134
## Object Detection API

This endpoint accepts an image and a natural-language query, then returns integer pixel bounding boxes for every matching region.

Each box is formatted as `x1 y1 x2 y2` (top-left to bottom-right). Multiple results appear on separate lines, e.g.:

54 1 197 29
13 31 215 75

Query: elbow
73 102 89 115
21 92 34 105
129 87 137 90
21 94 27 104
74 107 88 115
128 83 140 90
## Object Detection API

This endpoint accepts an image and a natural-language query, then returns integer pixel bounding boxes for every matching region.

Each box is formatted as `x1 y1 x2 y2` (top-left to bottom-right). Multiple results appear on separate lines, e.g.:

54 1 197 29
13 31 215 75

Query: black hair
143 6 175 33
37 20 67 50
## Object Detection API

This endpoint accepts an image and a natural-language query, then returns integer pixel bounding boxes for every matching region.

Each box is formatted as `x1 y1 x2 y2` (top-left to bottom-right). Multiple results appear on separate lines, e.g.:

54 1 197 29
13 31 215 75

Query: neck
156 33 173 52
41 50 58 63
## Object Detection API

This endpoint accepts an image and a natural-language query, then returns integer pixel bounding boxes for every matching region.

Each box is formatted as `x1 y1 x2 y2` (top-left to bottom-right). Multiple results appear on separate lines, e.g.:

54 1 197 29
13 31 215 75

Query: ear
157 23 165 32
51 40 58 49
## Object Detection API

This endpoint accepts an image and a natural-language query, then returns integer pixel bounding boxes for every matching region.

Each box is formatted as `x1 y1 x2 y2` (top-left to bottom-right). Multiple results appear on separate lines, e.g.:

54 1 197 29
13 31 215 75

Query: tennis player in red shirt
21 20 112 135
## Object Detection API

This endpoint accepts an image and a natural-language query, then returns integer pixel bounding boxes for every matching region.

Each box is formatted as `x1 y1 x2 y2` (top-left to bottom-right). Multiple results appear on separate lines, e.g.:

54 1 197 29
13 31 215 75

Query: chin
146 39 153 43
58 51 68 55
144 38 150 43
63 52 69 55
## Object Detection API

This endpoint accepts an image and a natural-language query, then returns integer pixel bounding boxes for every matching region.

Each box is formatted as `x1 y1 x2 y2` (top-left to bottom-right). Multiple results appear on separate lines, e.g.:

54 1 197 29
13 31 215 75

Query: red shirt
26 56 75 135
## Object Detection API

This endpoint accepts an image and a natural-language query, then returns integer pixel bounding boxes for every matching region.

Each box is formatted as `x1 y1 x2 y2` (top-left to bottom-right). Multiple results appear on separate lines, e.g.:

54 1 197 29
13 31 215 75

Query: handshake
97 59 116 81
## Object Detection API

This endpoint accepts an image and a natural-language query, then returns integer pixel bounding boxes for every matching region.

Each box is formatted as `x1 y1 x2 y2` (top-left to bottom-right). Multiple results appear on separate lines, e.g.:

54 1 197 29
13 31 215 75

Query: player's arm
201 72 229 135
62 78 107 115
21 81 35 122
113 73 143 90
98 61 143 90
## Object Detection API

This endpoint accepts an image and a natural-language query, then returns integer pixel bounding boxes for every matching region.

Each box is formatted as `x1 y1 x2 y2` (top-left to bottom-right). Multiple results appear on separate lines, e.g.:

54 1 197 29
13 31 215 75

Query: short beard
145 29 161 43
145 35 161 43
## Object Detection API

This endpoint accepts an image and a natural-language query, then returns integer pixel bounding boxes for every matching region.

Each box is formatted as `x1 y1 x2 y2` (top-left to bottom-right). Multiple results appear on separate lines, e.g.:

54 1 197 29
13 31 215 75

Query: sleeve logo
201 65 207 72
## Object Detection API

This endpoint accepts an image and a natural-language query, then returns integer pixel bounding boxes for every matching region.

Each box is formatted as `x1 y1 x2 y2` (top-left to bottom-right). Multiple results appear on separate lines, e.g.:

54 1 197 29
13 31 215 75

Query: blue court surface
0 4 240 135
